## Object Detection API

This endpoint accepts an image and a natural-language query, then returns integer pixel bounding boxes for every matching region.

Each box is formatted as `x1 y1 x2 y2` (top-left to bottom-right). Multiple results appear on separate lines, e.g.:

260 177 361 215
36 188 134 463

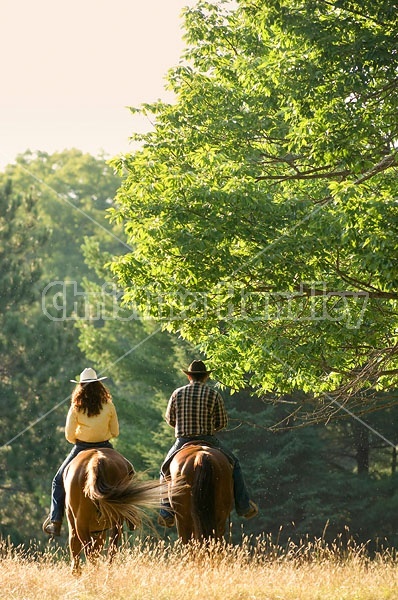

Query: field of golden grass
1 535 398 600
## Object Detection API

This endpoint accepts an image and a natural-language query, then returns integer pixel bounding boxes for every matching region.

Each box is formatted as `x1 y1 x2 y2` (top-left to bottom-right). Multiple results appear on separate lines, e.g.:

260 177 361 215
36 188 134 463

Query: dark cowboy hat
182 360 212 376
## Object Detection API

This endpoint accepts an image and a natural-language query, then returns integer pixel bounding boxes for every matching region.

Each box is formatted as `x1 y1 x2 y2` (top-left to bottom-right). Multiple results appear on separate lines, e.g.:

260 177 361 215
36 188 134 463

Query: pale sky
0 0 197 168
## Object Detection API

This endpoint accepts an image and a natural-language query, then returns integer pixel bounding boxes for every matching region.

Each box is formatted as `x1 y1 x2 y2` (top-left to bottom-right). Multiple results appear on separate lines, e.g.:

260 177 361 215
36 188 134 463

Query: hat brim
70 377 107 383
182 369 211 375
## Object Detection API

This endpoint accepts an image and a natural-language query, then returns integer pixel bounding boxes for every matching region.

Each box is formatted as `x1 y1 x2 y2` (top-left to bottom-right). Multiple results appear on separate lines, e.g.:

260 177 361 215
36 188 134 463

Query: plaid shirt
165 381 228 438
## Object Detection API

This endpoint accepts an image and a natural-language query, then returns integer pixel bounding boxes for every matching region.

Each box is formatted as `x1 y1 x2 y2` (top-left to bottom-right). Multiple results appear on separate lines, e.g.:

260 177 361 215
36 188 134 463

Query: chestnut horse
63 448 160 573
168 444 234 543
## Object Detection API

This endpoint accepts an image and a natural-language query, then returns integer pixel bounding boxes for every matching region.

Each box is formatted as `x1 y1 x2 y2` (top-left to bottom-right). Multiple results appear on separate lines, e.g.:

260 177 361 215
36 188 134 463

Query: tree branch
255 151 396 185
256 168 351 182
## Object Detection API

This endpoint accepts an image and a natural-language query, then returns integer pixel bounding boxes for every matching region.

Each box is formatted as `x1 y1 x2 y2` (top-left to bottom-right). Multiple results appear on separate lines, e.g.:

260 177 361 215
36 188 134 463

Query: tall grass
1 534 398 600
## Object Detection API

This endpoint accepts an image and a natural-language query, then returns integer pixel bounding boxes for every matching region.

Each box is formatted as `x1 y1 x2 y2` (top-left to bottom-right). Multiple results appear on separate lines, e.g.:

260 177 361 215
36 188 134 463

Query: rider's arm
108 402 120 439
65 406 78 443
213 393 228 432
165 393 176 427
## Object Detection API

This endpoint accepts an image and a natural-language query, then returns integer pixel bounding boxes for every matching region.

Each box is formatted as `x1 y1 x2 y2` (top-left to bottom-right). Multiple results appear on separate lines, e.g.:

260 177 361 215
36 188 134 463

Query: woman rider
42 367 119 536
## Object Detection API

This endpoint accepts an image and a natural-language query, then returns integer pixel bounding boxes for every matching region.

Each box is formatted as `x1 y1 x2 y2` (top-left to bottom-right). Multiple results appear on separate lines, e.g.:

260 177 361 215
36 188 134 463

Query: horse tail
83 451 160 529
191 451 216 539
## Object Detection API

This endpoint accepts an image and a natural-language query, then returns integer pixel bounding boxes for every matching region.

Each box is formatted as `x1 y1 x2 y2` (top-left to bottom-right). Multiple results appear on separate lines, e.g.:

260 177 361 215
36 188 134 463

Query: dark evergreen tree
0 151 121 544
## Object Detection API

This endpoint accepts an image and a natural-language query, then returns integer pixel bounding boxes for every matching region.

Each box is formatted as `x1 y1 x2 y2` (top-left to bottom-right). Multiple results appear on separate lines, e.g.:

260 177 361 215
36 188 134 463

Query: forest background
1 0 398 552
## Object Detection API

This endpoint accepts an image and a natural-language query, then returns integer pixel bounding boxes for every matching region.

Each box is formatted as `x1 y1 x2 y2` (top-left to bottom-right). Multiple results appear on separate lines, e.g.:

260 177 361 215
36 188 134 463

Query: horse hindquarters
170 446 233 544
64 449 139 573
194 451 233 541
191 452 217 540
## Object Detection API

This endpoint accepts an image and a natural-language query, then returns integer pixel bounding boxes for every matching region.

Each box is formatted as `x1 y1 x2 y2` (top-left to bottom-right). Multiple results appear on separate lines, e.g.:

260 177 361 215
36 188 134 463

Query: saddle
180 439 217 451
161 439 234 477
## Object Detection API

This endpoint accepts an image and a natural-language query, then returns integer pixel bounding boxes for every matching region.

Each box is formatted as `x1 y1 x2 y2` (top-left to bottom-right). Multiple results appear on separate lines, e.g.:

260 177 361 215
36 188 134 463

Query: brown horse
168 444 234 543
63 447 160 573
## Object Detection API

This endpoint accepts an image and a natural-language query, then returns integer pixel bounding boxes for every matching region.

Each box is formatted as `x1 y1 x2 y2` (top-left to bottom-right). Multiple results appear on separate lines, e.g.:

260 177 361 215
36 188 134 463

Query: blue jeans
50 440 113 522
160 435 251 517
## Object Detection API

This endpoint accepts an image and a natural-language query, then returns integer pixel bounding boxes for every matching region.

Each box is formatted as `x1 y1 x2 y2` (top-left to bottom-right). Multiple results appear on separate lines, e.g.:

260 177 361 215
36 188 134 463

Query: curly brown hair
71 381 112 417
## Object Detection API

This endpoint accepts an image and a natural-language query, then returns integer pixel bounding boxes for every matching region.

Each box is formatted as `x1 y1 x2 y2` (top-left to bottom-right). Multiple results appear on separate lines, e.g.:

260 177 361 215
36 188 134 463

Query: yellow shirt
65 401 119 444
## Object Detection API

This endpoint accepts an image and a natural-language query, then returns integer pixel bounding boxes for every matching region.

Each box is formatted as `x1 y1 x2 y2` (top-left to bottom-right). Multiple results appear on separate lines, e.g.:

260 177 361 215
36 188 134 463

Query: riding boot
158 500 175 527
42 516 62 536
158 473 175 527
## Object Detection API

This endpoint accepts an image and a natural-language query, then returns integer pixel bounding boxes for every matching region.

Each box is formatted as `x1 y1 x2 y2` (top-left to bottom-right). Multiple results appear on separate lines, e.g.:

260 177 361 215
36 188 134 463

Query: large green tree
109 0 398 420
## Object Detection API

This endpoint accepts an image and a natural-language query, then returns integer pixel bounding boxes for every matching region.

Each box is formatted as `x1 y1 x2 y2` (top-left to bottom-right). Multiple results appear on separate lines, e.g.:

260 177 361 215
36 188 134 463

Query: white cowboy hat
70 367 107 383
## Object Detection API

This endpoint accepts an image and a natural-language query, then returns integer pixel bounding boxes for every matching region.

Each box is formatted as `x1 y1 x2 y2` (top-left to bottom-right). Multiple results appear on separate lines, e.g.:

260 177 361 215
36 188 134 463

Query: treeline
0 150 397 547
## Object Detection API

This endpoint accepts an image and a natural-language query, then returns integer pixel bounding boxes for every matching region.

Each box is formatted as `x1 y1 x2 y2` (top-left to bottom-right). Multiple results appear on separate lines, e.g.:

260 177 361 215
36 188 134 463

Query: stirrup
242 500 258 519
158 513 175 528
42 516 62 536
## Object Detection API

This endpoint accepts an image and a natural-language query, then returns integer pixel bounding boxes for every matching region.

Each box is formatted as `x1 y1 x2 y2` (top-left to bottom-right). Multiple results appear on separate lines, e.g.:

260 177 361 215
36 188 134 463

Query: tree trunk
352 421 369 475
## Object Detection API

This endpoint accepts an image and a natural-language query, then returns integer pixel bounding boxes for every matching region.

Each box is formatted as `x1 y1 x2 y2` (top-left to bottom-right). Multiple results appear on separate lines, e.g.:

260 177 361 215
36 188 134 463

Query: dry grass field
1 535 398 600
